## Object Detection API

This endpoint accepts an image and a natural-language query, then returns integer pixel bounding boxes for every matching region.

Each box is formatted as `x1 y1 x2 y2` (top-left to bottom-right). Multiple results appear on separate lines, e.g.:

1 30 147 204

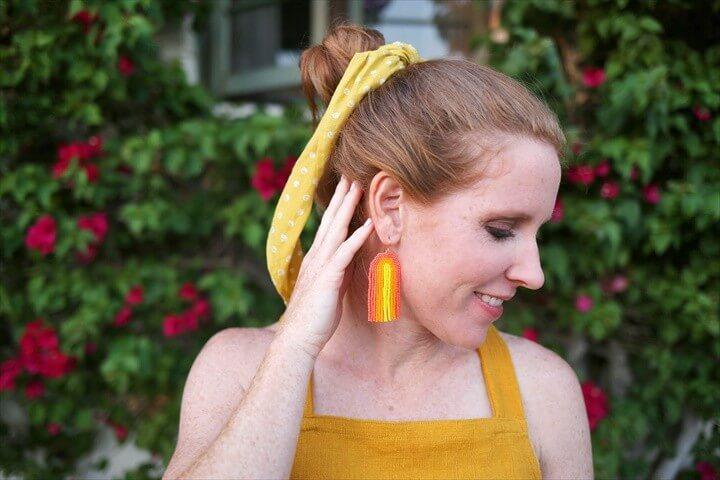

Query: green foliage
0 0 312 477
481 0 720 477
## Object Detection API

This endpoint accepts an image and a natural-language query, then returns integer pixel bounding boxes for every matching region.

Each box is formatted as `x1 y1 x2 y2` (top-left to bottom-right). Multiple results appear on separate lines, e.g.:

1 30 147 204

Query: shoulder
498 330 594 478
164 327 275 479
191 326 275 386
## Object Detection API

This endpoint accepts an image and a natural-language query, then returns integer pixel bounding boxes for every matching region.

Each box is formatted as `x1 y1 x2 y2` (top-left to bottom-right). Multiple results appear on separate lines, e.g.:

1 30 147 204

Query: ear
366 171 403 245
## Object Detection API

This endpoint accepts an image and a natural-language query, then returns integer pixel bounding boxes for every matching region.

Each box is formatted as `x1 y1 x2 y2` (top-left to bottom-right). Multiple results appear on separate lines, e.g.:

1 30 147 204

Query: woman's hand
278 175 374 358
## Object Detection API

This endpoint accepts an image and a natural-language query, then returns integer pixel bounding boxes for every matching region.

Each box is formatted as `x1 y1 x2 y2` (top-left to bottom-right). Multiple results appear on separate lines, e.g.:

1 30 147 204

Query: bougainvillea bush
477 0 719 478
1 0 718 478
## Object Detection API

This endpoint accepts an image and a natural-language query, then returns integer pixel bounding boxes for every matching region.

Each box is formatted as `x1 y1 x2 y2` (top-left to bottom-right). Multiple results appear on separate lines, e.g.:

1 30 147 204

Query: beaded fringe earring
367 248 401 323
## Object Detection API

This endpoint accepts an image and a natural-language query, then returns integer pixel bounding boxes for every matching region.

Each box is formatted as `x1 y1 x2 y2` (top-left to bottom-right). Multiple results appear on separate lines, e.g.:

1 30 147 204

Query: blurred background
1 1 718 478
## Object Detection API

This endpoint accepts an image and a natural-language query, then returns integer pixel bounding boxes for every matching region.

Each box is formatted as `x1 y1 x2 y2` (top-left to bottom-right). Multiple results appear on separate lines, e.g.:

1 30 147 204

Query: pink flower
602 274 629 294
693 105 712 122
575 294 593 313
46 422 63 435
582 67 606 88
521 328 538 342
600 181 620 199
118 56 135 77
567 165 596 186
113 306 132 327
251 157 281 201
551 197 564 223
179 282 198 301
696 461 719 480
642 184 662 204
594 159 611 178
75 243 100 264
125 285 143 306
0 358 23 391
25 380 45 399
77 212 109 243
581 380 610 431
182 310 199 332
25 215 57 256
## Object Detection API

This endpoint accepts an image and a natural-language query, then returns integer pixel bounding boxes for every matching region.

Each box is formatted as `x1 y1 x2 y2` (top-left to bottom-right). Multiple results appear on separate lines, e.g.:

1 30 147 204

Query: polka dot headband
266 41 424 306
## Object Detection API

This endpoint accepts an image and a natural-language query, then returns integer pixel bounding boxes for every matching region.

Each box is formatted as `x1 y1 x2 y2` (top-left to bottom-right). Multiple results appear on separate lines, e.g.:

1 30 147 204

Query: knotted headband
266 41 424 306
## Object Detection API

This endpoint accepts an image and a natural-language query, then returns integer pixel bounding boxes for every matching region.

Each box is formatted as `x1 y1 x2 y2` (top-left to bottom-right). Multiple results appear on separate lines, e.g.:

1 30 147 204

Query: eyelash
487 227 515 242
486 227 544 242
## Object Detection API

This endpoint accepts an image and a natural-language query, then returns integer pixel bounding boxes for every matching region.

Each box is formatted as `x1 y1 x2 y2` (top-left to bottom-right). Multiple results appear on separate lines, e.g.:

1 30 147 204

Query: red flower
581 381 609 430
19 320 76 379
192 298 211 320
571 142 583 156
600 181 620 199
251 157 281 201
118 56 135 77
83 162 100 183
71 10 98 33
575 294 593 313
77 212 109 243
182 310 199 332
567 165 596 186
25 215 57 256
46 422 63 435
0 358 23 391
630 166 639 181
113 306 132 327
521 328 538 342
550 197 564 223
125 285 143 306
275 155 298 189
87 135 103 154
642 184 662 204
696 461 719 480
75 243 100 264
162 314 185 337
108 420 128 442
179 282 198 301
84 342 97 356
693 105 712 122
594 159 611 178
25 380 45 400
582 67 606 88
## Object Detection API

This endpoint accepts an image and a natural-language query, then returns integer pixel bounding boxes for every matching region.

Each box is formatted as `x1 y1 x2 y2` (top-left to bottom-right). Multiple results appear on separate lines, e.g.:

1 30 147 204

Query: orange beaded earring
367 248 401 323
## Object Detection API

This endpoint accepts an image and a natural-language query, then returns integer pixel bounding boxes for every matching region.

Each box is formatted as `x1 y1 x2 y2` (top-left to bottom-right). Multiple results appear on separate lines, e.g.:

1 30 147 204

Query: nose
505 239 545 290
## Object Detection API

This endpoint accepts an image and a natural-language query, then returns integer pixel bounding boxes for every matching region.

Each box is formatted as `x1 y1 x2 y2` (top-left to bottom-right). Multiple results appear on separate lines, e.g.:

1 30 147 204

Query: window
205 0 483 100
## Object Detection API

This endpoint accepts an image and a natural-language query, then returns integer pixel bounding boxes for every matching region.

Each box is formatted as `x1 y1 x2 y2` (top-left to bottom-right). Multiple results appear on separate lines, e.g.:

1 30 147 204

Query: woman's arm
162 326 316 480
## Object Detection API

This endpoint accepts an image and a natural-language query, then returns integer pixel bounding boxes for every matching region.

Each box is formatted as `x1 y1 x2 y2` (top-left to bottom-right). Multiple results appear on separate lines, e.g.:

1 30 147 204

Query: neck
318 260 465 385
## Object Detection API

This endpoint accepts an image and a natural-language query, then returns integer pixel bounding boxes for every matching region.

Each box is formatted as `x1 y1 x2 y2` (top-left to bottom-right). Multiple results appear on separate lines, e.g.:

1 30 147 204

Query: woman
164 23 593 479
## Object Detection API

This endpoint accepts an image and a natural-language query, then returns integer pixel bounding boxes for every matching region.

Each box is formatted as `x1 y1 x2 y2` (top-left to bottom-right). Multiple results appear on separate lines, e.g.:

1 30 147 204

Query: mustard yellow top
290 325 542 479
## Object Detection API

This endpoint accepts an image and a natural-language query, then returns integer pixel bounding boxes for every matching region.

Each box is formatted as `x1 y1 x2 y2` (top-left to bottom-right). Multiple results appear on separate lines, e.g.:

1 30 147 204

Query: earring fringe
367 249 401 322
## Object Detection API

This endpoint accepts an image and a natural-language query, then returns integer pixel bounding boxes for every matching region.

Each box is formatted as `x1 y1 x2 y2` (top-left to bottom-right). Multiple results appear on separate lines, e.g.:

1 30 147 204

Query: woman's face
390 136 561 348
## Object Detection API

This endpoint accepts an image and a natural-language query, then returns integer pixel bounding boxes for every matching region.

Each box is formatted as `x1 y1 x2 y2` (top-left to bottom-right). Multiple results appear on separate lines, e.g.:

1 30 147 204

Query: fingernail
350 181 356 191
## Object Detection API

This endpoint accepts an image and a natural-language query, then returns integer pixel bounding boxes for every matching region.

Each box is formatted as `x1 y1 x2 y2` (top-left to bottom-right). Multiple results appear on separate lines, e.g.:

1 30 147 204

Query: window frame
207 0 363 98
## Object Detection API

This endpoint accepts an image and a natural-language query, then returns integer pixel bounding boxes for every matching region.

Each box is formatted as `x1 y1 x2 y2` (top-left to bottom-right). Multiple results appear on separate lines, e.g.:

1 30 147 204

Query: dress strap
479 325 528 424
302 368 315 417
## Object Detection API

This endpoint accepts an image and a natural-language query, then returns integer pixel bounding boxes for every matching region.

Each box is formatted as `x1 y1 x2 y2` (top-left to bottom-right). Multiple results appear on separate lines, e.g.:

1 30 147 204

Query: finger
314 175 350 246
319 180 364 257
331 218 374 269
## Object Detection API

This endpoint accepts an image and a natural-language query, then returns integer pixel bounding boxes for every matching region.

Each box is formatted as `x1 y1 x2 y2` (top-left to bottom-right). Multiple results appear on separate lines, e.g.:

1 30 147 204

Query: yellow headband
266 41 424 306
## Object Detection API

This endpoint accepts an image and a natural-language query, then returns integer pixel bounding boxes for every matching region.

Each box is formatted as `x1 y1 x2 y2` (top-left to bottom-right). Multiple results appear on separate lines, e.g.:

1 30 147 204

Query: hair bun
299 22 385 126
